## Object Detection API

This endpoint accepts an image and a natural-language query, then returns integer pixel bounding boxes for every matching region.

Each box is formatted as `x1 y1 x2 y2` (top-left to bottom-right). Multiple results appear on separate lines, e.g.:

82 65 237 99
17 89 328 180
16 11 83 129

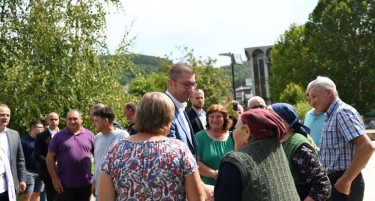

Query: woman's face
233 118 250 150
208 111 224 130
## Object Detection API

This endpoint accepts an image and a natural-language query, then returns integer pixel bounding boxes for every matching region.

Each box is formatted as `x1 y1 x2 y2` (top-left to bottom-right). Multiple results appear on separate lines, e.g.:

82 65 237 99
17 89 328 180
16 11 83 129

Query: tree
270 24 317 102
279 83 306 106
271 0 375 113
0 0 135 133
305 0 375 113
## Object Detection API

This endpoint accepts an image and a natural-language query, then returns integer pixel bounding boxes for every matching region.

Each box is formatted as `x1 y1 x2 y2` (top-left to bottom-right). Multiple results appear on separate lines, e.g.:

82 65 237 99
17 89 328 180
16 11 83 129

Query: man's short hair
125 102 136 112
93 107 115 123
247 96 267 109
29 120 42 129
135 92 175 135
67 109 83 118
91 103 105 111
168 63 194 80
0 104 9 108
41 119 48 126
306 76 338 97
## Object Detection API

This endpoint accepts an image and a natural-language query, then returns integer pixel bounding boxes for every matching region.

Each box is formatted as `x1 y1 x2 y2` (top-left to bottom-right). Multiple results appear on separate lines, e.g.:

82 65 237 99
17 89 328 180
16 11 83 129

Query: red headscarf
241 109 286 140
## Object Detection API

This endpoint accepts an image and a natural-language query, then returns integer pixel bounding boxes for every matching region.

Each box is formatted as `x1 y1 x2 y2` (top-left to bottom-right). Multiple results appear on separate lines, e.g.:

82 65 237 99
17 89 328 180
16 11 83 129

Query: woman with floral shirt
98 92 206 201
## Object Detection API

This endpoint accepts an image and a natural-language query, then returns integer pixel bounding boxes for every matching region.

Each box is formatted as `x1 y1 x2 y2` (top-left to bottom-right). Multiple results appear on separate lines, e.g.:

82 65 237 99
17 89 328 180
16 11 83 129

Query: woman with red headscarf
215 109 299 201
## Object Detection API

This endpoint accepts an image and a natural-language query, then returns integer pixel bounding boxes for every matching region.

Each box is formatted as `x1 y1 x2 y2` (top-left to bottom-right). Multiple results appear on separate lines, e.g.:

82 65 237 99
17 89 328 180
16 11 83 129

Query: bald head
47 112 60 130
190 89 205 110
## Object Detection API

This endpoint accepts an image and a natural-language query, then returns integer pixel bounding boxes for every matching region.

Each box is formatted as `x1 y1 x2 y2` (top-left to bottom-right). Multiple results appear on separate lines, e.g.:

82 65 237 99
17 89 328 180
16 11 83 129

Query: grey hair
247 96 266 108
67 109 83 118
306 76 338 97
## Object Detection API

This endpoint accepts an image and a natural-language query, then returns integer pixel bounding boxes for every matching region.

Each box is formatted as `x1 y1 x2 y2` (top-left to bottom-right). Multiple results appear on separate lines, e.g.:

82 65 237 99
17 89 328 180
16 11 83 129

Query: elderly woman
195 104 234 185
215 109 300 201
98 92 206 201
270 103 331 201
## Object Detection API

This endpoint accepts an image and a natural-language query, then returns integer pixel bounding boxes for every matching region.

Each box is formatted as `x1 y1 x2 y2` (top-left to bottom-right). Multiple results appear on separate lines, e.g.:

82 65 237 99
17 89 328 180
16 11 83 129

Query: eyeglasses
174 80 198 89
250 105 266 109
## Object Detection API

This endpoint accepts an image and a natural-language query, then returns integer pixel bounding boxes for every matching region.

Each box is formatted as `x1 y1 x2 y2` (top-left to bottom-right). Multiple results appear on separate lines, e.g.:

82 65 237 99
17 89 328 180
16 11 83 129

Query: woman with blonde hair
98 92 206 201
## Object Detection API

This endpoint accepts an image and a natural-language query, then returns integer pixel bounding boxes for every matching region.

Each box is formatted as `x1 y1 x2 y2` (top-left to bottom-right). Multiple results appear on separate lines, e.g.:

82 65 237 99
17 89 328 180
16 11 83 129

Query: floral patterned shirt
101 138 198 201
292 144 331 201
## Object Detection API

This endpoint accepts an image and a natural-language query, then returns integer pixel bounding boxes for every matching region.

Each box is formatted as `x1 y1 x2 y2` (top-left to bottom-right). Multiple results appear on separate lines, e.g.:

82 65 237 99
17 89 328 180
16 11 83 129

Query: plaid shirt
319 99 366 171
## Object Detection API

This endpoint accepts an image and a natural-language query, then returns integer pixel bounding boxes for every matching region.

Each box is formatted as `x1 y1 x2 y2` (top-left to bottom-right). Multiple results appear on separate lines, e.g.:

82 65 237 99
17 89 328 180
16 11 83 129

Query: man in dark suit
187 89 206 134
34 112 60 201
166 63 198 158
0 104 26 200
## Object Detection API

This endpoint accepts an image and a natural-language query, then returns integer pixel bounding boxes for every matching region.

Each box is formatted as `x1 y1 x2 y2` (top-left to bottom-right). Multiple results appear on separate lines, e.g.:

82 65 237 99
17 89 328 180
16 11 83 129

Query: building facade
244 45 273 105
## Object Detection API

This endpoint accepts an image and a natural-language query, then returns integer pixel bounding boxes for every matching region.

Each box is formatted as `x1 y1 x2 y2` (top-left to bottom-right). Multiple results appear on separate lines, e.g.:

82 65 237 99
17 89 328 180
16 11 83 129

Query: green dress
196 130 234 185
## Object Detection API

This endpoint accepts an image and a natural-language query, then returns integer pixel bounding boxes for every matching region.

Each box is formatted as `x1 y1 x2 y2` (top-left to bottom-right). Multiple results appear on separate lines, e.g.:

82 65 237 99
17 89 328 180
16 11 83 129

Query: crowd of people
0 63 374 201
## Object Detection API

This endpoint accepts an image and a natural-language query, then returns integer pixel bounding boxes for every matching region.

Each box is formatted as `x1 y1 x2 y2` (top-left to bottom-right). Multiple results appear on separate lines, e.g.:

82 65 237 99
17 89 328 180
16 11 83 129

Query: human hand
334 177 351 195
213 170 219 180
303 195 315 201
19 181 26 192
203 184 214 201
52 178 64 193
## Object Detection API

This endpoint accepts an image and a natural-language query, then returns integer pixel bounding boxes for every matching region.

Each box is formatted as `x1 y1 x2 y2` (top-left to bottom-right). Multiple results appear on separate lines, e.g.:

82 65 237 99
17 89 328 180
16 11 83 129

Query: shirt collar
326 98 341 118
166 90 187 112
0 127 7 134
193 107 205 116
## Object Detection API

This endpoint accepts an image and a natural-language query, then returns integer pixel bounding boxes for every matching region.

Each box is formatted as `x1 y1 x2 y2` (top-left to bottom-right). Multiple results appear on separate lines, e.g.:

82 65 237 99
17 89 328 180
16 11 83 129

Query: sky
106 0 319 66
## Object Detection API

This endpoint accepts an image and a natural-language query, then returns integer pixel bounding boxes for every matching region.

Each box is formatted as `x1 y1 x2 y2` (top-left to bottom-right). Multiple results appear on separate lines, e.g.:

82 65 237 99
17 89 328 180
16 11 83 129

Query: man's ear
326 89 333 96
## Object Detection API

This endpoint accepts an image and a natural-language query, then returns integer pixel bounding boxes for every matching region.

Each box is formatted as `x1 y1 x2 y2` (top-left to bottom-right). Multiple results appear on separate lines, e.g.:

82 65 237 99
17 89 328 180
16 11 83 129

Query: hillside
118 55 251 87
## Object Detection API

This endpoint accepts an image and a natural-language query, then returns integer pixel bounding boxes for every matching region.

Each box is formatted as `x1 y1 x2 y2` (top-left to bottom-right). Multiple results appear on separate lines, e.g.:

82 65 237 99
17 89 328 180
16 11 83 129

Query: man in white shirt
0 104 26 201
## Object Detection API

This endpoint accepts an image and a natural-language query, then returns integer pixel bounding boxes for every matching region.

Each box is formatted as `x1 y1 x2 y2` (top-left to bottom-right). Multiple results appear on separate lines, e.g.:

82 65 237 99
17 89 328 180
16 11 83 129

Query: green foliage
294 101 312 123
0 0 135 133
279 83 306 106
128 73 168 98
270 24 316 102
118 54 172 85
271 0 375 113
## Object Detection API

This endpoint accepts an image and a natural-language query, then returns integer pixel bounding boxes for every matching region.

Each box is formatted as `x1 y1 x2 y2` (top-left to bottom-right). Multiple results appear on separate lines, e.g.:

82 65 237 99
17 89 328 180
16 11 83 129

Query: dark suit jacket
187 108 205 134
34 130 53 181
6 128 26 191
166 94 198 158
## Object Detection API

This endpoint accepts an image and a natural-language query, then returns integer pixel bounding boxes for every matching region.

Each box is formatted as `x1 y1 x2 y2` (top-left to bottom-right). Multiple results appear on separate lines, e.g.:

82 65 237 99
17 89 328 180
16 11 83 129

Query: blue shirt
21 135 38 173
304 109 325 146
320 99 366 171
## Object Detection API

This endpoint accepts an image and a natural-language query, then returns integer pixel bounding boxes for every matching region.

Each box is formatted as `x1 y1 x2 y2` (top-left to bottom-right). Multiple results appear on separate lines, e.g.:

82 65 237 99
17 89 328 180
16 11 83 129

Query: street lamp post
219 53 243 100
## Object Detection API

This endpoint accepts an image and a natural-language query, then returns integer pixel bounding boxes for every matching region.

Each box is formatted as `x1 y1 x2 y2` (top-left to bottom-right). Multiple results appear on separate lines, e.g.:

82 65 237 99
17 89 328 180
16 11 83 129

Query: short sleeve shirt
320 99 366 171
101 138 197 201
48 127 94 188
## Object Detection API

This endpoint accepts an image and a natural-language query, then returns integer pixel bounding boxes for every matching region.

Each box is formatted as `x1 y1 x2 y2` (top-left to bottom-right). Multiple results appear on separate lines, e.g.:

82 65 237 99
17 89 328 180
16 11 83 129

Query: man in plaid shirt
306 76 375 201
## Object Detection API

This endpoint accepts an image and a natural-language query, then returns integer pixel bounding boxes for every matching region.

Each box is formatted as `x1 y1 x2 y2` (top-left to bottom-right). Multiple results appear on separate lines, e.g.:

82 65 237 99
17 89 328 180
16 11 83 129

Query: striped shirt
319 99 366 171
